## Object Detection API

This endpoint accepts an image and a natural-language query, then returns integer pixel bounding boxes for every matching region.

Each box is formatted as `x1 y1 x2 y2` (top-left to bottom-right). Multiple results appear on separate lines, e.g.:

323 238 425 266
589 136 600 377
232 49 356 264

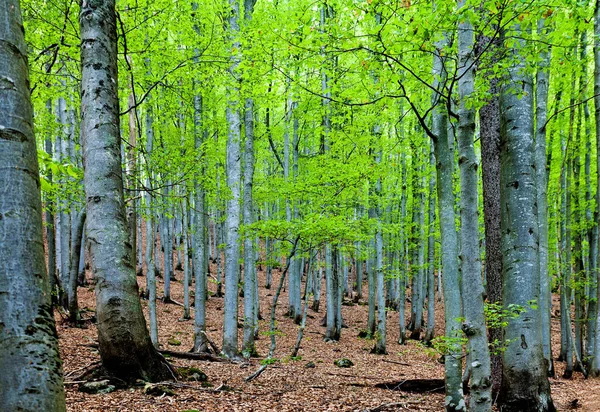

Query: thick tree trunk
79 0 171 381
0 2 66 408
498 23 555 411
475 28 503 396
221 0 245 359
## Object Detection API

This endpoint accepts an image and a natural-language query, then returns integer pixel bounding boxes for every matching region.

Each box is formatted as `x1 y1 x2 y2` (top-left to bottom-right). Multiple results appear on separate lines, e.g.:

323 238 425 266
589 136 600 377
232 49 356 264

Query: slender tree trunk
325 244 342 341
242 96 258 357
45 100 58 304
182 199 191 320
456 4 491 406
79 0 171 381
534 17 554 378
398 152 408 344
0 2 66 407
374 150 386 354
432 31 465 411
591 0 600 376
68 211 86 322
409 148 425 340
126 92 138 273
424 144 436 344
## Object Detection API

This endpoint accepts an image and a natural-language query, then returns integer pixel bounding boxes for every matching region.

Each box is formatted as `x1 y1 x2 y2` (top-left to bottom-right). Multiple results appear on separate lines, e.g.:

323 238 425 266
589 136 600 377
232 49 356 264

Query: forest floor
56 260 600 411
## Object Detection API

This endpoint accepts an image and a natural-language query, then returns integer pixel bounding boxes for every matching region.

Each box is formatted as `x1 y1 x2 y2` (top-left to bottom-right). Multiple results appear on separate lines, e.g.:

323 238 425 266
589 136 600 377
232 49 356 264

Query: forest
2 0 600 410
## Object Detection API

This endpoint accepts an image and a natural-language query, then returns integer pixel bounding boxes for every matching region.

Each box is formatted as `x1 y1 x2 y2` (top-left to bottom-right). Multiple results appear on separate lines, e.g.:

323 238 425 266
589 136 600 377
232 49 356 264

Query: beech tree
0 0 66 409
498 20 555 412
79 0 172 381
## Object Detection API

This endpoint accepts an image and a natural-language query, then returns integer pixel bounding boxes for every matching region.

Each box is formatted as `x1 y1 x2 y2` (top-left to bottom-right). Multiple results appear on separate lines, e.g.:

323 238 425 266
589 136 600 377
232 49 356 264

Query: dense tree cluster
2 0 600 410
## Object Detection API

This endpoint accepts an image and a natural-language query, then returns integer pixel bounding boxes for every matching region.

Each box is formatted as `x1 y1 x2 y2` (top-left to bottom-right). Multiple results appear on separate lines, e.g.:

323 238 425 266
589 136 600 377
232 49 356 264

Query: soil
57 253 600 411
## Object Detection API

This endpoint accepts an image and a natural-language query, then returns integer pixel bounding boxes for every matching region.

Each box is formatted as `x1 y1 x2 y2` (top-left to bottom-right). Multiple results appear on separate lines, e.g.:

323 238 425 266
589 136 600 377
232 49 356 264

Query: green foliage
260 357 279 366
484 302 527 330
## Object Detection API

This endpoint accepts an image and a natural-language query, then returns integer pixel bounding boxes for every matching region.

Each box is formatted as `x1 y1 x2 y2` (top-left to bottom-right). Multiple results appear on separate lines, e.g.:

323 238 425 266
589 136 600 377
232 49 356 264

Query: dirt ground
56 257 600 411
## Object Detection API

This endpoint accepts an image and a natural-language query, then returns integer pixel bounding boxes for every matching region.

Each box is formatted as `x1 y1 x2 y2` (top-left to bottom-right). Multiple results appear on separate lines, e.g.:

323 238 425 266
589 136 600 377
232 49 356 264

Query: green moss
178 367 208 382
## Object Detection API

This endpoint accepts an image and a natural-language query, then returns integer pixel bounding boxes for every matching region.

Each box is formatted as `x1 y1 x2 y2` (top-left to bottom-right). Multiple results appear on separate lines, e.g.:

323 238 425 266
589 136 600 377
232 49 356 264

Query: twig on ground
325 372 381 379
65 360 101 378
364 401 420 412
245 364 268 382
146 381 232 393
160 349 228 362
381 359 411 367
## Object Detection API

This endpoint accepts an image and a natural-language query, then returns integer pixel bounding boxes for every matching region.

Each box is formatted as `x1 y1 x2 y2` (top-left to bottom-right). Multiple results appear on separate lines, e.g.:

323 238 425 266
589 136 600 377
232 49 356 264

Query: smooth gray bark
398 152 408 344
534 18 553 378
242 96 258 357
79 0 171 381
424 144 436 344
0 2 66 408
222 0 243 358
192 74 209 353
144 92 158 346
68 210 85 322
432 32 465 412
44 100 58 302
592 0 600 376
456 4 491 406
409 149 425 341
374 148 386 353
182 199 191 320
498 23 555 411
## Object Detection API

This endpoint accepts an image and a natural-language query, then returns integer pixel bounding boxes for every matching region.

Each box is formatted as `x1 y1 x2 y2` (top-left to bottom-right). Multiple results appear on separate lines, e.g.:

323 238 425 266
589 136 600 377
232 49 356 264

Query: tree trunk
242 96 258 357
374 149 386 354
432 31 465 411
424 144 436 344
534 17 554 377
0 2 66 407
79 0 171 381
456 4 491 406
591 0 600 376
498 22 555 411
68 211 86 322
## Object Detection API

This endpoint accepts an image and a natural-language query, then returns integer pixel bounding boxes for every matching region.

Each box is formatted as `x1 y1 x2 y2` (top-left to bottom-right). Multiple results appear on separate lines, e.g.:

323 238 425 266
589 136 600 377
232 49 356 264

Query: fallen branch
245 364 267 382
364 401 420 412
160 349 228 362
65 360 101 379
146 381 232 393
162 297 184 307
325 372 381 379
381 359 410 367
